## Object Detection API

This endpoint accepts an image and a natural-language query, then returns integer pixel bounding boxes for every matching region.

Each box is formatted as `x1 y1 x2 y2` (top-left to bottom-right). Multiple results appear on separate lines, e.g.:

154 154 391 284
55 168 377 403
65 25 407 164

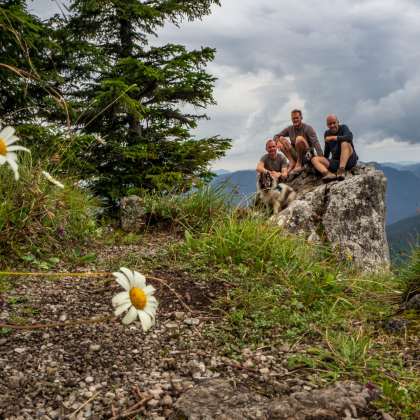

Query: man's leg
312 156 337 183
294 136 309 172
277 137 296 172
339 142 353 168
337 143 354 181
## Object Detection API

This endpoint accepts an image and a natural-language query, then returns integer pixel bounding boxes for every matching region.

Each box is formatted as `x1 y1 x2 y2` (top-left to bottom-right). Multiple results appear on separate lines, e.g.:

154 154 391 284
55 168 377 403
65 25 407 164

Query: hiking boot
337 167 346 181
322 171 337 183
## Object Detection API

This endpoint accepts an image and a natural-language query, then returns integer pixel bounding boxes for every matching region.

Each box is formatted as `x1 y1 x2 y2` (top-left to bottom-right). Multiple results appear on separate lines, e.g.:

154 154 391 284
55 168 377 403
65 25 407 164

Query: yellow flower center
130 288 147 310
0 138 6 156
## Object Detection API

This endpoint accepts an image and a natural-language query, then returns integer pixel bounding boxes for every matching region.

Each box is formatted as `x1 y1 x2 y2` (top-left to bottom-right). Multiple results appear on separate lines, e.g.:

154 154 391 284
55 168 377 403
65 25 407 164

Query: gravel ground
0 242 391 420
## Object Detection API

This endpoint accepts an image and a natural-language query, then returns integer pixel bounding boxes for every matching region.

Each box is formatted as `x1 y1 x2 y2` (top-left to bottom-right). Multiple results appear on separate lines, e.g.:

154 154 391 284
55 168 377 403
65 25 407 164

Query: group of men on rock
257 110 358 184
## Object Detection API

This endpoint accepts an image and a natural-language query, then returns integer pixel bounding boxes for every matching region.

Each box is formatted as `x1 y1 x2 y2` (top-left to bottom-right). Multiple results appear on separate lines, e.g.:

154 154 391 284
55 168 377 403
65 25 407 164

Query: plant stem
0 313 115 330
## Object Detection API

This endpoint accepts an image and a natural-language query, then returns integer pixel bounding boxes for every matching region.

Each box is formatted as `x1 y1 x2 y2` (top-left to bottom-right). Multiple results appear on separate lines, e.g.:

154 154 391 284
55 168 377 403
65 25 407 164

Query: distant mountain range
379 161 420 177
212 162 420 226
212 162 420 260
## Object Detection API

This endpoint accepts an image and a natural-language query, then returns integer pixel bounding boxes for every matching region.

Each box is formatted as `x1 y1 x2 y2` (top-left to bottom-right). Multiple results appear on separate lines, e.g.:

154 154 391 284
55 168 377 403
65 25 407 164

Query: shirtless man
311 115 358 183
273 109 323 173
257 140 288 183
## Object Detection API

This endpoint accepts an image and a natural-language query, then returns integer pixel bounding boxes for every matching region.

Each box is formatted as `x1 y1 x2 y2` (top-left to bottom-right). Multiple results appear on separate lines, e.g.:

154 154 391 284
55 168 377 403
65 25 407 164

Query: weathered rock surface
276 163 389 268
120 195 147 231
173 378 373 420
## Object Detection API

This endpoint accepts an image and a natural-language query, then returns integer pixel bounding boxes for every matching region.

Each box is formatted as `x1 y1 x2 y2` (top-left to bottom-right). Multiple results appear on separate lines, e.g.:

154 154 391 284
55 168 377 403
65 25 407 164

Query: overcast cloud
28 0 420 170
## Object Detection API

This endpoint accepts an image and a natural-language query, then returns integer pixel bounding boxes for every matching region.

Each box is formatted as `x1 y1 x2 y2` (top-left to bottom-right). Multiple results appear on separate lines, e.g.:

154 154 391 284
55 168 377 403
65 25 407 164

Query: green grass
0 153 103 266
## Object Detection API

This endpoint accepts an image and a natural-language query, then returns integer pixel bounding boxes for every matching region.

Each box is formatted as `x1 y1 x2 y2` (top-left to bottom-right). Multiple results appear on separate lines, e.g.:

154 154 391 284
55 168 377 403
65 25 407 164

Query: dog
257 172 296 214
302 148 319 181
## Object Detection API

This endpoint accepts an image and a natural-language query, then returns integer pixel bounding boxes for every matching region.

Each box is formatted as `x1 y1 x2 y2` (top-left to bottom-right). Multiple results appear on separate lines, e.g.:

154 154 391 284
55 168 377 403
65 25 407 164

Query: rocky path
0 243 389 420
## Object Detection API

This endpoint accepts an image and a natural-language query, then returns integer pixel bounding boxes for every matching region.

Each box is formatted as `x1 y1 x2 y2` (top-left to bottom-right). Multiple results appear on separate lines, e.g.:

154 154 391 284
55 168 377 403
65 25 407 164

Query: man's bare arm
257 162 268 173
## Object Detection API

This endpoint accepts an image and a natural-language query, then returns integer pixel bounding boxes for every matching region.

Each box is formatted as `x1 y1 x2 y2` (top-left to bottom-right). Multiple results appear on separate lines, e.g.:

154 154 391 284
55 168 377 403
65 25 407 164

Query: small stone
90 345 101 351
84 392 93 399
382 414 395 420
183 318 200 325
147 399 160 408
260 355 267 362
165 323 179 332
105 392 115 399
14 348 27 354
259 368 270 374
59 314 67 322
160 395 173 407
85 376 94 383
9 376 21 388
0 312 9 319
174 312 185 320
193 377 212 385
243 360 254 368
278 344 290 352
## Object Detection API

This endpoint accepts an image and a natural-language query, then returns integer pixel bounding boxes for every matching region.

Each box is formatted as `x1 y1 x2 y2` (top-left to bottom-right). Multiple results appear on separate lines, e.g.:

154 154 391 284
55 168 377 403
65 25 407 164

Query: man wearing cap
311 115 358 183
273 109 323 173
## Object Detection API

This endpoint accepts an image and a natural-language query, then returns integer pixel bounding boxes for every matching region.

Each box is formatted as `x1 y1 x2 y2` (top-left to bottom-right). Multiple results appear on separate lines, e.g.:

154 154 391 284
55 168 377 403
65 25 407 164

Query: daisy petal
143 306 156 321
145 299 158 309
122 305 138 324
143 285 156 296
7 145 31 153
114 301 132 316
6 152 18 162
0 126 16 143
0 155 7 165
146 296 158 305
6 158 19 180
133 271 146 289
112 291 130 306
138 310 152 332
112 272 130 291
120 267 135 289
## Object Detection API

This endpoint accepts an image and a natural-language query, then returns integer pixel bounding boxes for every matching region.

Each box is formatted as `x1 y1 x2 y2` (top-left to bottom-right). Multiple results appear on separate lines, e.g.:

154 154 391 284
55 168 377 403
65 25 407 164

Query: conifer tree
51 0 231 211
0 0 58 126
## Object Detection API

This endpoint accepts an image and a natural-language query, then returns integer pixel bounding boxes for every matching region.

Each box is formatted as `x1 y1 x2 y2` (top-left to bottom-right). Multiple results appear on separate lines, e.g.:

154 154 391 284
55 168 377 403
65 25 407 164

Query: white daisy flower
92 133 106 145
0 126 31 180
42 171 65 188
112 268 158 332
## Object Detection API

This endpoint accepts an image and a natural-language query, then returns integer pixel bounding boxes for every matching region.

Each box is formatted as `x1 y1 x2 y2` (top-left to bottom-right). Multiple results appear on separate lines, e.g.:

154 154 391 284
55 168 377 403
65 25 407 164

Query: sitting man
311 115 358 183
257 140 288 183
273 109 323 173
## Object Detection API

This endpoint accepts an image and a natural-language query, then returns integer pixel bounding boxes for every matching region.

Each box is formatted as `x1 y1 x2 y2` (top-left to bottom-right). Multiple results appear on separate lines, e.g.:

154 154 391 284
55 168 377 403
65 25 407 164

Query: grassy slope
1 183 420 419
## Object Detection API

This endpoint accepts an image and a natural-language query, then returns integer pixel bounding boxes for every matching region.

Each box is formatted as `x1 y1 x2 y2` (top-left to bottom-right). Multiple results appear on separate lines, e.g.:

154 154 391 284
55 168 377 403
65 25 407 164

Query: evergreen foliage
0 1 58 124
45 0 231 212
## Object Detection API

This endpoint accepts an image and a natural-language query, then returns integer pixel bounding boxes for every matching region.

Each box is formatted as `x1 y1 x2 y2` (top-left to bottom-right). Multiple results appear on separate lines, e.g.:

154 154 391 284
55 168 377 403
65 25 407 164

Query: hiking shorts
327 153 358 172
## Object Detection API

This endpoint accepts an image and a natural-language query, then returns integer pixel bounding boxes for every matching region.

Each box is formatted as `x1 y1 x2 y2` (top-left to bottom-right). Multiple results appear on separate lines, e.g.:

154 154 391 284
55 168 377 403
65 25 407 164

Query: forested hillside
386 212 420 260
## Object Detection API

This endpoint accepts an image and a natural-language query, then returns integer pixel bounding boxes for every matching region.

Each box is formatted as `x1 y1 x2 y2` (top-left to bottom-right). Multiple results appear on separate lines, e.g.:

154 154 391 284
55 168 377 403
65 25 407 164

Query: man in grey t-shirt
273 109 323 173
257 140 288 184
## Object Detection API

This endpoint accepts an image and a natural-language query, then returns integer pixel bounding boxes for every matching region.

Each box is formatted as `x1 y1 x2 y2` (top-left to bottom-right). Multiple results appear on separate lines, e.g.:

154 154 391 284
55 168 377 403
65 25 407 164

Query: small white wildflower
92 133 106 145
42 171 64 188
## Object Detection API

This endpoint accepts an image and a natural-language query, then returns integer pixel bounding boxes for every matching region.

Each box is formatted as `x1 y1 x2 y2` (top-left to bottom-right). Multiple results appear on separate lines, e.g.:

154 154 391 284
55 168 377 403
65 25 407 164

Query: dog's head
260 172 275 190
304 148 315 162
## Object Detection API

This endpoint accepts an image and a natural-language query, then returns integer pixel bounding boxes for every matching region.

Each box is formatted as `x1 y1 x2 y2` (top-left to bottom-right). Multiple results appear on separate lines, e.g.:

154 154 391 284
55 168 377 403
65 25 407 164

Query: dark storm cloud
26 0 420 167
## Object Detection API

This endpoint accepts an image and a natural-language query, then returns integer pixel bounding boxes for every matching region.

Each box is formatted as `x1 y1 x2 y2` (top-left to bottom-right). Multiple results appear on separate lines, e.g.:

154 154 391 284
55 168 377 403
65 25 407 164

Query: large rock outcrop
173 378 377 420
276 163 389 268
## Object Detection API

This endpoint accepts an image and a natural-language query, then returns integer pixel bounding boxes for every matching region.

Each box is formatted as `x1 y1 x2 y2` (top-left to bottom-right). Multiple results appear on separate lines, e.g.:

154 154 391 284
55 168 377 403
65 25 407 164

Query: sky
27 0 420 170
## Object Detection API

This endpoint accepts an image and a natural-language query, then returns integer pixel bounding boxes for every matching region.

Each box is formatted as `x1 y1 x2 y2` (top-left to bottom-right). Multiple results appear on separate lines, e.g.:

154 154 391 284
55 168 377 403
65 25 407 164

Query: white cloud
27 0 420 170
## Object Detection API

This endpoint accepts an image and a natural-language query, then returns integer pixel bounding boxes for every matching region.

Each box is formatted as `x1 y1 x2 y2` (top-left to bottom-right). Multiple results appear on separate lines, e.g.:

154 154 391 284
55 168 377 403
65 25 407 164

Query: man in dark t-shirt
257 140 288 183
311 115 358 183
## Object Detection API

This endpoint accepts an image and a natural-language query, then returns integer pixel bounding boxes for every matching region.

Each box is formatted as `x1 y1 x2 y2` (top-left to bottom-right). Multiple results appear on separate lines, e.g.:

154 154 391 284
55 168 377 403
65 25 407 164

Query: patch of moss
399 309 420 320
314 203 326 217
